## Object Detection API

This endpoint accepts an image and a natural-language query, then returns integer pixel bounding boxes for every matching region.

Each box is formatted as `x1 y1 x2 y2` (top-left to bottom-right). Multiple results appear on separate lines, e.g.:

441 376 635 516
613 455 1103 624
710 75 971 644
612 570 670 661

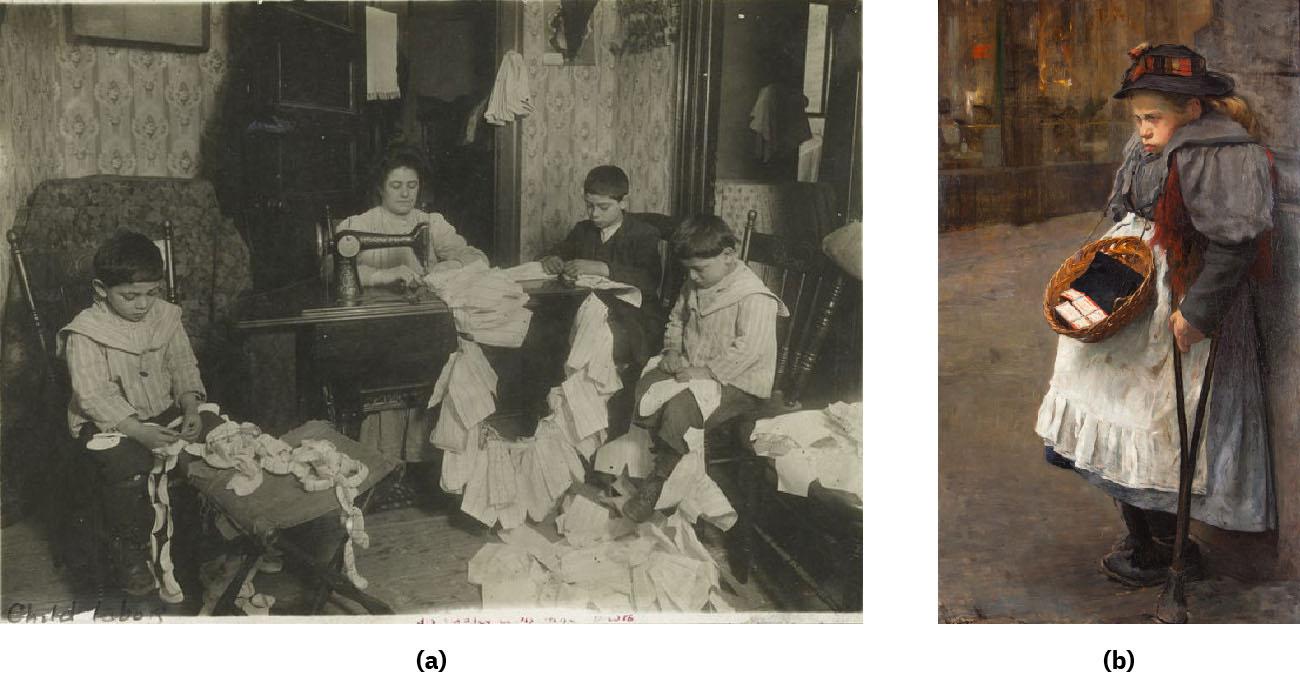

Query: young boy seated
538 165 667 435
60 231 216 596
623 214 786 522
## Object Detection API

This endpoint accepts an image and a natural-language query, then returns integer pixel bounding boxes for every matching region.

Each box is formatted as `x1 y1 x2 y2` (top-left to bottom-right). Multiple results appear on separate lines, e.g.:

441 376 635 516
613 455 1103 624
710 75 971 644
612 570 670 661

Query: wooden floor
1 485 844 620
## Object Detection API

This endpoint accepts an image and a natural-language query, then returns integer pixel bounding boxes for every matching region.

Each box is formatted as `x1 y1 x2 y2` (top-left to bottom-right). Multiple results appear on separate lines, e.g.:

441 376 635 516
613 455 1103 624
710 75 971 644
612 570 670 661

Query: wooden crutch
1155 331 1219 623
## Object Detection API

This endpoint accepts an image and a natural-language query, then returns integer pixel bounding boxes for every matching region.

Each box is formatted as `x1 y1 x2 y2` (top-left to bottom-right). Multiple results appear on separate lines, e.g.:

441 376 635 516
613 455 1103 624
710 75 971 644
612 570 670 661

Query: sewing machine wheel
336 234 362 258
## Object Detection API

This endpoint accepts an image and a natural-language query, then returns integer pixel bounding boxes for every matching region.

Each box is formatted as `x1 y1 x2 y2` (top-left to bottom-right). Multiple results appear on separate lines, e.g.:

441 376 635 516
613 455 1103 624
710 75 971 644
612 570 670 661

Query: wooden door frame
672 0 725 218
493 0 525 265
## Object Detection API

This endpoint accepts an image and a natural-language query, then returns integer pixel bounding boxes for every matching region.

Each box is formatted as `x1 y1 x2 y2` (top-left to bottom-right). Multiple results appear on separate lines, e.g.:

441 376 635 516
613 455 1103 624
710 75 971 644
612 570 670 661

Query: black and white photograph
0 0 864 633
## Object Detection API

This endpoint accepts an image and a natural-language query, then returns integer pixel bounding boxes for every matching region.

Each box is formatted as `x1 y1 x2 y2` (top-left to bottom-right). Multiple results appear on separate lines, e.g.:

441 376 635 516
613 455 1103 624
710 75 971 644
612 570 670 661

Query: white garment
365 7 400 101
572 275 642 308
503 261 558 282
593 424 654 478
751 403 863 499
749 85 775 155
1035 214 1211 493
593 424 737 530
546 294 624 451
484 50 534 126
425 261 534 348
655 451 737 529
427 339 498 455
468 508 731 613
637 356 722 420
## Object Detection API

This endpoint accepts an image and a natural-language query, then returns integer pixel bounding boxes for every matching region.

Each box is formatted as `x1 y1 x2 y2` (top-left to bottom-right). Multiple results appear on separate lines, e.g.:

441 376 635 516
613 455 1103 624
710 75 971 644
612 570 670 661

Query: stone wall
1193 0 1300 580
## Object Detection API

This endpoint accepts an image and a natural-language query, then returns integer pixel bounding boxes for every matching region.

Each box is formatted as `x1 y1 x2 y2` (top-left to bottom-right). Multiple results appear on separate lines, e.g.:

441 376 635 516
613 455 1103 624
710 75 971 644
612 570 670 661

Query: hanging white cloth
365 7 400 101
484 50 534 125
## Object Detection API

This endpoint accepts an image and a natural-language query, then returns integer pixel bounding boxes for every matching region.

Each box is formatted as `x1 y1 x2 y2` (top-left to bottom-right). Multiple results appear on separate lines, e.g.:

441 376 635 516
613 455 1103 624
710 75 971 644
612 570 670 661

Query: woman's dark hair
94 231 164 287
670 214 738 260
370 144 431 203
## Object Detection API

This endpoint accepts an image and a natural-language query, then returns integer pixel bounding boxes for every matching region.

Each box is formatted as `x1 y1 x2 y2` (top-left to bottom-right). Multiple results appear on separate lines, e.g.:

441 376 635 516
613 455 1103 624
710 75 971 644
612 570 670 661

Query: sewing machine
317 214 429 303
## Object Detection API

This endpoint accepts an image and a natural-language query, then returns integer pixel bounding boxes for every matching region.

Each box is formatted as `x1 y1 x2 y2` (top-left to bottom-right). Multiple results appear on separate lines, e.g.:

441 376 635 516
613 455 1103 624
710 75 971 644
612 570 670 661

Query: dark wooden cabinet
227 1 370 291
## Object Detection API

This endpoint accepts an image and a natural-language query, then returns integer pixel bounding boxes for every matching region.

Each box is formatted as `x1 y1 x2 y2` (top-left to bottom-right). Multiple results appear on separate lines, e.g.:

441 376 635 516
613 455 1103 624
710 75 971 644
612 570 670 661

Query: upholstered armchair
1 176 252 526
12 176 252 358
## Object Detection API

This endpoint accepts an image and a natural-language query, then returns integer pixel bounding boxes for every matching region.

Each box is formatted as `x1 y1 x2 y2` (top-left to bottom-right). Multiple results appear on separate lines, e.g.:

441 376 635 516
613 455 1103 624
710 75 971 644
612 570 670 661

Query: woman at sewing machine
341 144 487 288
340 144 487 465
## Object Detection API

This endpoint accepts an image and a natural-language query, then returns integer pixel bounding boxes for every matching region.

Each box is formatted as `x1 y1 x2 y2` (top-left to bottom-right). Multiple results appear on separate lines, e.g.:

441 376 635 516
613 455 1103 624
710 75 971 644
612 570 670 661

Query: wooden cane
1156 332 1219 623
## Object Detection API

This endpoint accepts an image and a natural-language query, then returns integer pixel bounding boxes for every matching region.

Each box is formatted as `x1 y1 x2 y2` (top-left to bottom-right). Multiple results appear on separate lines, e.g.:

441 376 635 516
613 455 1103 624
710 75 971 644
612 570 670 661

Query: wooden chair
703 210 849 585
9 220 397 615
6 220 179 592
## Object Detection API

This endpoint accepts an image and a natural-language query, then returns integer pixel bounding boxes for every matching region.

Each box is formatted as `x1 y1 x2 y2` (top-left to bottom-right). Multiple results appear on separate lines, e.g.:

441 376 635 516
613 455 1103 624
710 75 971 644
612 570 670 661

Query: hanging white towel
365 7 400 101
797 135 823 182
749 85 776 161
484 50 534 125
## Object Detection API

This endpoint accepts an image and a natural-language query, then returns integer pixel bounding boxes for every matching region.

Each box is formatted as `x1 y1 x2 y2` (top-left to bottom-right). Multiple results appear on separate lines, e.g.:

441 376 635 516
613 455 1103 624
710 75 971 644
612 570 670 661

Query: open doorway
371 0 500 257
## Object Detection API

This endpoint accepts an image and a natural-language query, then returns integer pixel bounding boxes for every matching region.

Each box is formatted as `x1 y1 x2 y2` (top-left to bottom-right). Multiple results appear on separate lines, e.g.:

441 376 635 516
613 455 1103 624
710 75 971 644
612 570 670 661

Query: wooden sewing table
236 278 595 435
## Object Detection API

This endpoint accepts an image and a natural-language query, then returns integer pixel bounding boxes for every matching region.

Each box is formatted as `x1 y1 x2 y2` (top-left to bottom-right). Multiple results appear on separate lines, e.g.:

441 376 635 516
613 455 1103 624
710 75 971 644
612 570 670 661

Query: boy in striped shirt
60 231 209 596
623 215 787 522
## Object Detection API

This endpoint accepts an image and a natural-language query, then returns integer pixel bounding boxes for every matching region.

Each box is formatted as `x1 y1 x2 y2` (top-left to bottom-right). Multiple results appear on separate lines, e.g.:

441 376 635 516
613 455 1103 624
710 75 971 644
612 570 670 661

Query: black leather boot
1101 504 1202 587
622 450 682 523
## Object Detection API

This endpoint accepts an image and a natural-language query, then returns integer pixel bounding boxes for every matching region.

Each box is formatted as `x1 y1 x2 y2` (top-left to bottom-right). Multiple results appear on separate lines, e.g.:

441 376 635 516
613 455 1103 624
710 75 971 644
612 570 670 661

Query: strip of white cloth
177 406 374 589
365 7 400 101
1035 213 1210 493
484 50 533 125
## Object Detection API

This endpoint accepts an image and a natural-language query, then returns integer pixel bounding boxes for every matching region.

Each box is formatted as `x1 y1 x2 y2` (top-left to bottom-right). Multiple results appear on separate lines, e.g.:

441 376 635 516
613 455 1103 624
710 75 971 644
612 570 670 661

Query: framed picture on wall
67 3 209 52
542 0 597 66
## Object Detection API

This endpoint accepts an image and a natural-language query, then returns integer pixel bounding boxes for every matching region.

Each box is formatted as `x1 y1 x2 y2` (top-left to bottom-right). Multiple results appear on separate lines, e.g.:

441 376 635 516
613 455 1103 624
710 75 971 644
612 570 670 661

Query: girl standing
1036 44 1276 587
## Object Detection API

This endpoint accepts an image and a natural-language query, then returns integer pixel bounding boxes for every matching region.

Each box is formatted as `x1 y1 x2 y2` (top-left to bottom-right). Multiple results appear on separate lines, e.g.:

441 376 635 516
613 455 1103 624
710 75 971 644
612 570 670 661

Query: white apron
1036 213 1212 494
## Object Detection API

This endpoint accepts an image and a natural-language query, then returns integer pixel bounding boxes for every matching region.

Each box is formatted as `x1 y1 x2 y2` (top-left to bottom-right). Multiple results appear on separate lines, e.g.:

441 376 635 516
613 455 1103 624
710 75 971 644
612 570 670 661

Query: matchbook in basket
1053 251 1144 331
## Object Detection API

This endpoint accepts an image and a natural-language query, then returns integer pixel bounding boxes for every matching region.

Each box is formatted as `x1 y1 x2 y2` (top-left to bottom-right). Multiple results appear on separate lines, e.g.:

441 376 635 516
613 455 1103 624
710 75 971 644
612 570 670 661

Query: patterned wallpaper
0 4 229 346
518 0 678 261
611 39 677 220
1 5 65 334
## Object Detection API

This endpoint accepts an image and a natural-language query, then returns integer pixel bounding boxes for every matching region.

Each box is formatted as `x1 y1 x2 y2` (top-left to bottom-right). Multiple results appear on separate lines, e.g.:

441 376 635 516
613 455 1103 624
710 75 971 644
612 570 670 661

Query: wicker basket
1043 236 1155 343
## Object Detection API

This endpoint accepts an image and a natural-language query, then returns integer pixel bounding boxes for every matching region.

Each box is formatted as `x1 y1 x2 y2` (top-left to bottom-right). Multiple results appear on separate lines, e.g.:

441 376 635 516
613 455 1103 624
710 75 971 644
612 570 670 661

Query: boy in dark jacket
539 165 667 435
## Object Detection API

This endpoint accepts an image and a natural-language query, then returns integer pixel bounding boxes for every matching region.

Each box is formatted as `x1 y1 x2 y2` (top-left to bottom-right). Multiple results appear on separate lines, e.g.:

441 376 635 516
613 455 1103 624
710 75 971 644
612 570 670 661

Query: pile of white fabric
467 495 732 613
429 272 631 528
750 401 863 499
424 260 533 348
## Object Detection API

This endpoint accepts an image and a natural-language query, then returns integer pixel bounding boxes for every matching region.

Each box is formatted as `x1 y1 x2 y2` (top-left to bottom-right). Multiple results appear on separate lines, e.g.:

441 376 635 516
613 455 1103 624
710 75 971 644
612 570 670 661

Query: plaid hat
1112 43 1234 99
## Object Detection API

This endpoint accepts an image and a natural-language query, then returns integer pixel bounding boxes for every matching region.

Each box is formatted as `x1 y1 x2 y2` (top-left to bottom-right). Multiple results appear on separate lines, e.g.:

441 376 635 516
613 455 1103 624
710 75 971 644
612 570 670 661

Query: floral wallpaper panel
518 0 677 261
1 4 230 380
611 40 677 220
1 5 69 372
